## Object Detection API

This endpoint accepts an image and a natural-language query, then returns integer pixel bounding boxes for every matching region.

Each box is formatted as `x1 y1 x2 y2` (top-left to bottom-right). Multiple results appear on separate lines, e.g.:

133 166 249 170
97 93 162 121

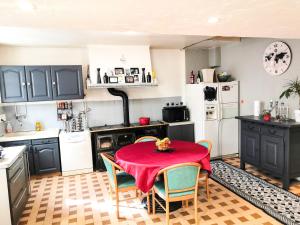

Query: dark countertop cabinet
167 122 195 142
236 115 300 190
0 65 84 103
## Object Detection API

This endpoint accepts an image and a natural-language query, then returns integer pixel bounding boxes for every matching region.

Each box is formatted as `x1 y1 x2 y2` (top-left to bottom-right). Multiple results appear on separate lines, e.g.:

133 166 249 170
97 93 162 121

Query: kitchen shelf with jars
86 66 158 89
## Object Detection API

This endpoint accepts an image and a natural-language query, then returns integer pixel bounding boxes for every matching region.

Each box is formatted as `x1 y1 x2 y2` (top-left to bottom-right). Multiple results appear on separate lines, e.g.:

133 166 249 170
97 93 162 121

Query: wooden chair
134 135 159 213
101 153 138 218
134 136 159 143
152 162 201 225
197 139 212 199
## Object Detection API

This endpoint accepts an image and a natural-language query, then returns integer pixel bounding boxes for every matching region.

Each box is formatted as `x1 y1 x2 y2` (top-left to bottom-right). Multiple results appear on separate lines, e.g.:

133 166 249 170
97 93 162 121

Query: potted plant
279 78 300 122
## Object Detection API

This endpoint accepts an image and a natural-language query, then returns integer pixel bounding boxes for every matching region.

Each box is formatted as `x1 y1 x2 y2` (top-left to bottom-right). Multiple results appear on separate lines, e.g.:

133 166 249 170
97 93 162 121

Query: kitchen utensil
139 117 150 126
217 74 231 82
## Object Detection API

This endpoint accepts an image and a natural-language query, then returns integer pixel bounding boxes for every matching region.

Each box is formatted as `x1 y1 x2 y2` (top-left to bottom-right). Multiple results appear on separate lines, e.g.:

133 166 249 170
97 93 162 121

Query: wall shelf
87 83 158 89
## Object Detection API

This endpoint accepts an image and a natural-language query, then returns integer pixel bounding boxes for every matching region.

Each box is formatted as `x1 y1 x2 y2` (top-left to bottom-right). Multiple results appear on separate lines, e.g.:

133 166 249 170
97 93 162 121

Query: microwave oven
162 106 190 123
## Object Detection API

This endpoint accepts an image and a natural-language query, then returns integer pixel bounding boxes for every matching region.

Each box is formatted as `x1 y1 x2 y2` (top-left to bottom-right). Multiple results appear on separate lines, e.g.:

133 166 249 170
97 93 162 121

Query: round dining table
115 140 211 193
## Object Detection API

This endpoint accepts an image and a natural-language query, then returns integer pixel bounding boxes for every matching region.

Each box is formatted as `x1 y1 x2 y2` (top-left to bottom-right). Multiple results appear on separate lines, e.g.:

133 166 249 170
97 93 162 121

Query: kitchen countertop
0 128 60 142
235 115 300 128
0 146 26 169
166 121 194 126
90 121 168 132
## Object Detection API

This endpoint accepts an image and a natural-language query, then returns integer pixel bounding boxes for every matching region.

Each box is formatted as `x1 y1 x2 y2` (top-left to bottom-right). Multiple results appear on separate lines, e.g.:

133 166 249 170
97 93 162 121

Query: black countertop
235 115 300 128
89 120 168 132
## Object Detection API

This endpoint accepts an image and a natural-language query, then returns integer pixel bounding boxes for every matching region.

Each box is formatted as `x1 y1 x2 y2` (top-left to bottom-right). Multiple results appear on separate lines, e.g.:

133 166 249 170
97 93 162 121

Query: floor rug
210 160 300 225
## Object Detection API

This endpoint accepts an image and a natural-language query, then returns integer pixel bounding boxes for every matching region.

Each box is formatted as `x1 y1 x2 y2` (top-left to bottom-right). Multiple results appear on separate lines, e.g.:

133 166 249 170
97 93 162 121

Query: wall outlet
0 114 6 122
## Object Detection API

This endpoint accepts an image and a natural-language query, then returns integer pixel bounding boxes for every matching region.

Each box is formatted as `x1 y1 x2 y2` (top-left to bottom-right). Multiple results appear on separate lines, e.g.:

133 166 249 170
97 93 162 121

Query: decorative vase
294 109 300 122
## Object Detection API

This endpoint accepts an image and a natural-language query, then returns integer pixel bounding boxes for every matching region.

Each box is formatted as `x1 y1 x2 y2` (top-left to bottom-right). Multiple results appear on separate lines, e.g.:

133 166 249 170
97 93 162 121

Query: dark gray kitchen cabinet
33 142 61 174
25 66 53 101
261 134 284 176
0 140 35 175
241 130 260 168
0 66 28 102
51 65 84 100
167 123 195 142
237 115 300 190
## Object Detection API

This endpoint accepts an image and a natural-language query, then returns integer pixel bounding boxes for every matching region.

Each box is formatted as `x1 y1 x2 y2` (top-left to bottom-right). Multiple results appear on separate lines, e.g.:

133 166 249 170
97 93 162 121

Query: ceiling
0 0 299 47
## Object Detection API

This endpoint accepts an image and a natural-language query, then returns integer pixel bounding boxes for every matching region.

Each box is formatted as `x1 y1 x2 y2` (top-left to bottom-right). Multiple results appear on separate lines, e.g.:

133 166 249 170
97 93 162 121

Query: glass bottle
97 68 101 84
103 72 108 84
190 71 195 84
147 72 152 83
196 71 201 84
142 68 146 83
86 65 91 87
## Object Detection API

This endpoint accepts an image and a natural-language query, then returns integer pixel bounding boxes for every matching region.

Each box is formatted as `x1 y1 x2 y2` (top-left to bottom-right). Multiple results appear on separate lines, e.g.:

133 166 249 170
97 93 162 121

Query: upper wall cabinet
0 66 28 103
25 66 53 101
51 66 83 100
0 65 83 103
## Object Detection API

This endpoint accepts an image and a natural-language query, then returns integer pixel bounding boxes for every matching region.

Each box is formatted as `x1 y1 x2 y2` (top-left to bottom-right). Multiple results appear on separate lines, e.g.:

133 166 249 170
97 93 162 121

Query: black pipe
107 88 130 127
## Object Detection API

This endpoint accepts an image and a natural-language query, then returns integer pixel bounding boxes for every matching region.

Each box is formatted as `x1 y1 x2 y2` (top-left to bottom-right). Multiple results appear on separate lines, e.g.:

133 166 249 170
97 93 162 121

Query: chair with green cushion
152 162 201 225
135 136 159 143
101 153 138 219
134 135 159 213
197 139 212 199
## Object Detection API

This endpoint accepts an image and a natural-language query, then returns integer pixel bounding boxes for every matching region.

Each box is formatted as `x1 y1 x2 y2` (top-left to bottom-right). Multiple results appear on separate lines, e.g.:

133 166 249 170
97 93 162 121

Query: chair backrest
101 153 122 188
135 136 159 143
159 162 201 197
197 139 212 154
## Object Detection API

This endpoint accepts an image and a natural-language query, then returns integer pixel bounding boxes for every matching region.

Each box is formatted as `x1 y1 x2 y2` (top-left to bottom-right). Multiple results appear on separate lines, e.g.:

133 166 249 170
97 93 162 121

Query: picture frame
125 76 134 83
130 68 139 75
114 67 124 75
109 76 118 83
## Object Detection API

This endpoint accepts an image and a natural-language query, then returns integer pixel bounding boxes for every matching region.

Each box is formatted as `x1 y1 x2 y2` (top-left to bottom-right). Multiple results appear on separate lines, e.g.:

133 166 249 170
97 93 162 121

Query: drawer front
32 138 58 145
9 164 26 204
0 140 31 147
8 155 24 179
241 121 261 133
11 186 29 225
261 126 286 137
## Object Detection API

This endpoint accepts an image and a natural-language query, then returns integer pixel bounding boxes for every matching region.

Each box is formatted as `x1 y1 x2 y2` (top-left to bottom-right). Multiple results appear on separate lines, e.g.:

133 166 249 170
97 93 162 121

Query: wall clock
263 41 292 75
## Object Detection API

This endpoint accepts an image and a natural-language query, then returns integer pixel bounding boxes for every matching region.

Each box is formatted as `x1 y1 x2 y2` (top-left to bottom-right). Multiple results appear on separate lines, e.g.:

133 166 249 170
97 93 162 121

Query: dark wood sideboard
236 115 300 190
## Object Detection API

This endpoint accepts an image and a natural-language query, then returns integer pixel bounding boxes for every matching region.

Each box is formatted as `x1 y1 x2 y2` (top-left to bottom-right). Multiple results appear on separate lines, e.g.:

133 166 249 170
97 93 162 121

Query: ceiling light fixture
208 16 219 24
18 0 35 11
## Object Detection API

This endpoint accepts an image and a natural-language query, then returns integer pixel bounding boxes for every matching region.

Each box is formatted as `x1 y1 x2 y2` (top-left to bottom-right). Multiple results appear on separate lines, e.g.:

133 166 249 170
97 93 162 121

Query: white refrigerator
185 81 239 158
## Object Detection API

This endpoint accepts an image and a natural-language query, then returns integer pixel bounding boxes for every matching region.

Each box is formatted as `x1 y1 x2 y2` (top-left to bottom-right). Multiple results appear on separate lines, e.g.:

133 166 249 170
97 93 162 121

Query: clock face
263 41 292 75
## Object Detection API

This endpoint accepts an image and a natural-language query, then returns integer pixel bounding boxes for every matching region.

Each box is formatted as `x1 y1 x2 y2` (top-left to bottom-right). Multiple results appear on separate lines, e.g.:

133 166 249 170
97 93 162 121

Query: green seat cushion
116 172 136 189
154 180 195 198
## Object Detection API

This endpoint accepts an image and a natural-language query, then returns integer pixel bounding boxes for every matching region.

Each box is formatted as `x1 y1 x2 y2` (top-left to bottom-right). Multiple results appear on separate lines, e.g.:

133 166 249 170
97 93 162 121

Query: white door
204 120 220 158
219 81 239 103
219 118 239 156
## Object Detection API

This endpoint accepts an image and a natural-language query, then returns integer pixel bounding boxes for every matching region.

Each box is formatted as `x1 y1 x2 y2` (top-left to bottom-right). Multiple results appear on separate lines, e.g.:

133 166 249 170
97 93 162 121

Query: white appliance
59 130 93 176
185 81 239 158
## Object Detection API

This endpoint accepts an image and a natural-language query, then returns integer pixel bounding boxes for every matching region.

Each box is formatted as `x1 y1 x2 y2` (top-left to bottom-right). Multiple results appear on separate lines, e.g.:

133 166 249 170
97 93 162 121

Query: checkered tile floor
19 157 295 225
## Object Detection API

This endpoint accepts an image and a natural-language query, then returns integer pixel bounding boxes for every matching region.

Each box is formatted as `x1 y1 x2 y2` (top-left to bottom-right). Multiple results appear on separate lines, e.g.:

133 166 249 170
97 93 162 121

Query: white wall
185 49 209 83
220 38 300 118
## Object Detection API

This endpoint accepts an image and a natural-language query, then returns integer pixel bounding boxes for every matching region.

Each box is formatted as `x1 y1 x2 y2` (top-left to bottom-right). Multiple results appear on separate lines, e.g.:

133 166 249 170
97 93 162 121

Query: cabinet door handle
22 82 26 86
269 129 276 135
247 125 255 130
52 81 56 86
27 82 31 86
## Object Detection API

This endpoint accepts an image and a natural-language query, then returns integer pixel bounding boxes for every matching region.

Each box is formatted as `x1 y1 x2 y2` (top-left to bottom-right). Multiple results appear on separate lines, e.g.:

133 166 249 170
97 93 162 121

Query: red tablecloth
115 140 211 193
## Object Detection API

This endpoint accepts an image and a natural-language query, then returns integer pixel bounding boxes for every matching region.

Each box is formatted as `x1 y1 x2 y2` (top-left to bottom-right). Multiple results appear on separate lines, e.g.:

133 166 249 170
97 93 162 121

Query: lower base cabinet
7 151 30 225
33 142 61 174
167 122 195 142
0 138 61 175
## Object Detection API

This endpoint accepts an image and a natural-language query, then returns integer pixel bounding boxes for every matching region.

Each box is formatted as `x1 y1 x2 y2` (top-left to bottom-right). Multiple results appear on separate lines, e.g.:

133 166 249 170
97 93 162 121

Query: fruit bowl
155 138 171 151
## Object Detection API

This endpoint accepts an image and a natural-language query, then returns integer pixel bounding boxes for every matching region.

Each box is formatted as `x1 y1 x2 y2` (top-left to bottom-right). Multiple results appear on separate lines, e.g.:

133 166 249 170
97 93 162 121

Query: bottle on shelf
190 70 195 84
147 72 152 83
142 68 146 83
86 65 91 87
103 72 109 84
97 68 101 84
152 70 157 83
196 71 202 84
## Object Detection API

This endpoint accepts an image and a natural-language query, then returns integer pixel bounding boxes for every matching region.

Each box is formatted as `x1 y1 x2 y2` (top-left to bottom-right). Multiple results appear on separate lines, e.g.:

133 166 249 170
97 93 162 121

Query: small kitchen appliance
162 103 190 123
139 117 150 126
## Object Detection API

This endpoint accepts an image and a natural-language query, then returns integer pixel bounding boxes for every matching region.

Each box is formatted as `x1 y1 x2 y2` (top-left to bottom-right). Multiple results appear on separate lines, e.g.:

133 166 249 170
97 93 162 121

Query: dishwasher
59 130 93 176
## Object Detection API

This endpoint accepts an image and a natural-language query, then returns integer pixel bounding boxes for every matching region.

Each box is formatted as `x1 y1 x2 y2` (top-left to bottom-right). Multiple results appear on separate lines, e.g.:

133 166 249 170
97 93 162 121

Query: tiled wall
2 97 181 132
